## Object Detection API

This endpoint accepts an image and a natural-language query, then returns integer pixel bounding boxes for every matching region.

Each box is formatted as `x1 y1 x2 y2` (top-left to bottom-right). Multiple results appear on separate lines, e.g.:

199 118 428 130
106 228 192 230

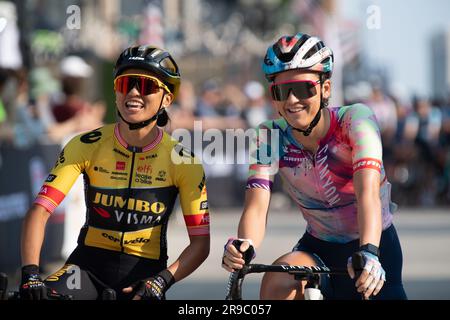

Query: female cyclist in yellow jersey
20 46 210 300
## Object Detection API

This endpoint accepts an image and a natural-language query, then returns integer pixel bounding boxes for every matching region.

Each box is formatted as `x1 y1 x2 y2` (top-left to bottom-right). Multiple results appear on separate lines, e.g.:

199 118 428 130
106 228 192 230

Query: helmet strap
118 94 166 130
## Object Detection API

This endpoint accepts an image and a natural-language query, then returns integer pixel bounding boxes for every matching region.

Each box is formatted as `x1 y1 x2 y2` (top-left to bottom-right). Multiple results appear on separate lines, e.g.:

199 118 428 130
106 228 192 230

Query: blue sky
340 0 450 97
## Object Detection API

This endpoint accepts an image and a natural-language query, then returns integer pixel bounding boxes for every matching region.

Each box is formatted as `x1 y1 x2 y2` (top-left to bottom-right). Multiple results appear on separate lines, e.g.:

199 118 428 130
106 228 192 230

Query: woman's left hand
347 251 386 299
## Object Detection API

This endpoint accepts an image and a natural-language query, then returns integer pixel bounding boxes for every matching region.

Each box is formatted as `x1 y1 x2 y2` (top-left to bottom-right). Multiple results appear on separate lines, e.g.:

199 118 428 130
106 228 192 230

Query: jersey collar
285 107 337 150
114 123 163 152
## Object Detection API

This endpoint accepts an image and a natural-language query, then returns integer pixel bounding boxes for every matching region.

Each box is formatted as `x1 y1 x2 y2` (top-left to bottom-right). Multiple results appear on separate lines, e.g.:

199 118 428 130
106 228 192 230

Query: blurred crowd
345 81 450 207
0 57 105 147
1 58 450 207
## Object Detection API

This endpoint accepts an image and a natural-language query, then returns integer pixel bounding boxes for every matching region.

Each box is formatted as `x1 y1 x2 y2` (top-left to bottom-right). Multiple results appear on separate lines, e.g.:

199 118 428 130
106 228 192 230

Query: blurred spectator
410 97 443 205
441 100 450 203
414 97 442 148
48 56 105 143
242 80 271 129
195 79 224 117
0 68 46 148
167 80 197 132
364 84 398 143
52 56 93 123
195 79 245 130
388 94 420 205
222 83 247 121
28 67 61 129
12 68 50 147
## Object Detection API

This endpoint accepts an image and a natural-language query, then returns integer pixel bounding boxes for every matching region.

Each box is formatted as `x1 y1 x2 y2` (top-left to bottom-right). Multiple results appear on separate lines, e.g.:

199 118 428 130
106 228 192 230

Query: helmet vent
303 41 325 60
274 34 309 62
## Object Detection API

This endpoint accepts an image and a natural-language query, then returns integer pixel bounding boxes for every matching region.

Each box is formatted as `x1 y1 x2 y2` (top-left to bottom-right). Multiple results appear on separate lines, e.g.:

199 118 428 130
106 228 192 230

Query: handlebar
225 263 348 300
225 251 367 300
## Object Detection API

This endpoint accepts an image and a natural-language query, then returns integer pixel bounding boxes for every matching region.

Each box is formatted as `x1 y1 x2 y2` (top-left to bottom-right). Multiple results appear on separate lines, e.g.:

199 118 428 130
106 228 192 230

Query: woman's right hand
221 238 255 272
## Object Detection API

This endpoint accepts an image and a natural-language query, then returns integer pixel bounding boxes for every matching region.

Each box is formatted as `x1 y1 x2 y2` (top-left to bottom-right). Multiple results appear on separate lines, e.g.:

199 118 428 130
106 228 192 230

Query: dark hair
62 77 83 96
156 108 169 127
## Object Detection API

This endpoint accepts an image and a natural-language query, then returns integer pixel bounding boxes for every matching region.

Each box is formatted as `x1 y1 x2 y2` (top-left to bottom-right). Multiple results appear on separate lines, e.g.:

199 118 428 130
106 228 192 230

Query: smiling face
115 68 173 124
272 70 331 130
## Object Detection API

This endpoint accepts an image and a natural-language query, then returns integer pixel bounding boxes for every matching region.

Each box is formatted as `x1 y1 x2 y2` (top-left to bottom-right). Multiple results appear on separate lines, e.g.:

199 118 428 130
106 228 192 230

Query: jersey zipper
120 149 137 252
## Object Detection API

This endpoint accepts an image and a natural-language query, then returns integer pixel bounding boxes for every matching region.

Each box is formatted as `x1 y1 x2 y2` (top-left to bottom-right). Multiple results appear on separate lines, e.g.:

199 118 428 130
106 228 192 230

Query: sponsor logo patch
116 161 126 171
200 200 208 210
45 174 57 182
80 130 102 144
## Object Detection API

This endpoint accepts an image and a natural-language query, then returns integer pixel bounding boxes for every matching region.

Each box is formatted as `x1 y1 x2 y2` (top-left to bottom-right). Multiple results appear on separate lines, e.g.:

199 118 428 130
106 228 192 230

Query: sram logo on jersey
93 192 166 214
353 158 382 172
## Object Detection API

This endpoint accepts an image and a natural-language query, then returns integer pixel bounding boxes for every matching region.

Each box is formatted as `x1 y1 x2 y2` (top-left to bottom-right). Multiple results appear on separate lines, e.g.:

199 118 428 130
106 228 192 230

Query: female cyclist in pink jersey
222 33 407 300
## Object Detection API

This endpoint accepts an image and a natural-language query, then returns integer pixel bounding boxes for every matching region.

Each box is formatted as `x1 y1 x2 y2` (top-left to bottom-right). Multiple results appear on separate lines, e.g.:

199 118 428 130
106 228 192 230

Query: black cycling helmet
114 45 181 99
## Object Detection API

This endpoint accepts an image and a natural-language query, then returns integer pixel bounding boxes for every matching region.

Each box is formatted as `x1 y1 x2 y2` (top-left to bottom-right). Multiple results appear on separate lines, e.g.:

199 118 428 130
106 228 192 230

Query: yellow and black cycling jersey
35 124 209 262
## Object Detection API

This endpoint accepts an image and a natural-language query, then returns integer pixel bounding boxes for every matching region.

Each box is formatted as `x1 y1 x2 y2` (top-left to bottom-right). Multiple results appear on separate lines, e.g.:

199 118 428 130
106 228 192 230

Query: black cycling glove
20 264 47 300
130 269 175 300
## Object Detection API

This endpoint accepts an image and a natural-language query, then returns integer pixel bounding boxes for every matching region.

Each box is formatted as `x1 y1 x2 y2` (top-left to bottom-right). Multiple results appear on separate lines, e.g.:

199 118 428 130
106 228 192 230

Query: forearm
237 189 270 248
357 192 382 247
166 236 210 282
21 205 50 266
238 209 267 248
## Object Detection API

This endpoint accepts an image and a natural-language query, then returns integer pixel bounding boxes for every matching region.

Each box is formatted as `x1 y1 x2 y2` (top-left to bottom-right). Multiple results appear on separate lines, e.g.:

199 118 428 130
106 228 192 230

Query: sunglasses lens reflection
271 81 318 101
115 76 160 96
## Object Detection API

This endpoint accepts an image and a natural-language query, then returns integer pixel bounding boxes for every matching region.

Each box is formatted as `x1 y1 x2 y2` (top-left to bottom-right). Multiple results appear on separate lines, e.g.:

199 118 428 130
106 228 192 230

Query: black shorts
293 224 408 300
44 245 166 300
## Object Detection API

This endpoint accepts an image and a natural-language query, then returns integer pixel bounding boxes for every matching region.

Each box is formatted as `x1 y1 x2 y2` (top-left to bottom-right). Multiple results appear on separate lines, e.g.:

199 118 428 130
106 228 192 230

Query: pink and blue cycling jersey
247 104 394 243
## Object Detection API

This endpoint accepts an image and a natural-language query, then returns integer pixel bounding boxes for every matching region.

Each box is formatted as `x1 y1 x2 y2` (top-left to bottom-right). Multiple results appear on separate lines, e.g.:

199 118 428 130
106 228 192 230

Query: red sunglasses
114 74 170 96
270 79 321 101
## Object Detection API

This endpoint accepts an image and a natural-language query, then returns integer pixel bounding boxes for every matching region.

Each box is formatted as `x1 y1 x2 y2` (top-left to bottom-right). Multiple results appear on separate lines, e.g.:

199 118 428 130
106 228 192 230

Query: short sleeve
246 121 279 192
175 151 210 237
34 135 89 213
342 104 383 173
